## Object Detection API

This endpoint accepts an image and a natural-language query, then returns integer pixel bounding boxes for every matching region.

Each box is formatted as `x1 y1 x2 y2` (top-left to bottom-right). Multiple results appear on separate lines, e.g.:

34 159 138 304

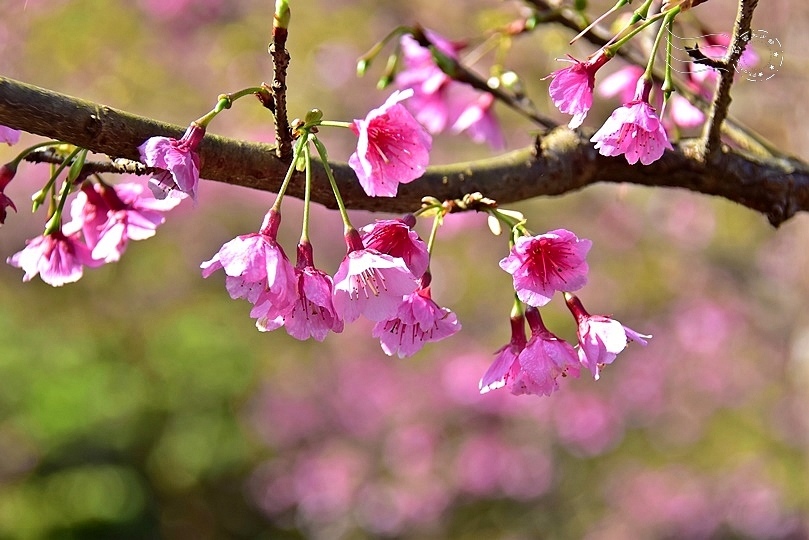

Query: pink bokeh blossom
349 89 432 197
138 122 205 200
499 229 591 307
0 125 20 145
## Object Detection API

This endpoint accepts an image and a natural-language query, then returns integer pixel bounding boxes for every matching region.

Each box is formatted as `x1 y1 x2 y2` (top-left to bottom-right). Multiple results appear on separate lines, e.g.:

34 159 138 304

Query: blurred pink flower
667 93 705 129
564 293 650 380
360 214 429 279
499 229 591 307
547 52 611 128
138 122 204 200
0 161 18 225
7 229 101 286
597 65 644 103
200 209 298 328
332 228 418 323
283 242 343 341
349 89 432 197
591 79 672 165
373 278 461 358
0 125 20 145
450 90 505 150
66 182 180 263
479 313 526 394
511 308 580 396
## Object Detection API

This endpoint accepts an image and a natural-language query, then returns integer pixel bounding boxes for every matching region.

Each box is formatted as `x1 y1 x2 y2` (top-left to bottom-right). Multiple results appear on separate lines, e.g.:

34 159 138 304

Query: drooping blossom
373 273 461 358
360 214 429 279
564 293 651 380
591 78 673 165
0 125 20 145
332 227 418 323
138 122 205 200
348 89 432 197
0 161 18 225
396 30 505 148
201 209 298 327
546 51 611 128
7 229 102 286
499 229 591 307
510 308 580 396
479 313 527 394
65 182 180 263
280 241 344 341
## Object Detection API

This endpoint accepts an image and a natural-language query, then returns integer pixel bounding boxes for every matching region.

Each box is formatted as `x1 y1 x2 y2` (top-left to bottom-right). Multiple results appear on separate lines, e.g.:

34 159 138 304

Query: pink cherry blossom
0 162 18 225
332 228 418 323
373 276 461 358
591 79 673 165
281 242 344 342
667 94 705 129
479 314 526 394
0 125 20 145
564 293 651 380
201 209 298 326
597 65 644 103
547 52 611 129
349 89 432 197
65 182 180 263
499 229 591 307
360 215 429 279
450 90 504 150
510 308 580 396
7 229 102 286
138 122 205 200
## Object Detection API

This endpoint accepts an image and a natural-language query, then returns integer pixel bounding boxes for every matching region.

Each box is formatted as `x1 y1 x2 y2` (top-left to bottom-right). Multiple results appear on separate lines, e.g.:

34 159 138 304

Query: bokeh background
1 0 808 538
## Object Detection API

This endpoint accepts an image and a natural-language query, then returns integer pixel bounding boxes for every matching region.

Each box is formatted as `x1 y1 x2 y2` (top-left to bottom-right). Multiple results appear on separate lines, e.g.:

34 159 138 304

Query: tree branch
1 76 808 227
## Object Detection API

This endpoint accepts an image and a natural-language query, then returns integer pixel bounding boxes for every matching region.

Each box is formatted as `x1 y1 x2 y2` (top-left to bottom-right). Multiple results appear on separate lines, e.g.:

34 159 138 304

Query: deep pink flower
349 89 432 197
591 78 673 165
499 229 591 307
0 125 20 145
360 214 429 279
201 209 298 325
564 293 651 380
332 228 418 323
0 162 18 225
547 52 611 128
7 229 102 286
511 308 580 396
280 242 344 341
479 313 526 394
66 182 180 263
373 275 461 358
138 122 205 200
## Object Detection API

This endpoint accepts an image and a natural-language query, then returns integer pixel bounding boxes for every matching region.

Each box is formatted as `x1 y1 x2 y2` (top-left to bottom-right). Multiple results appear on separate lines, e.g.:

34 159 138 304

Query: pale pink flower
66 182 180 263
547 52 611 128
511 308 580 396
0 162 18 225
479 314 526 394
138 123 205 200
667 94 705 129
349 89 432 197
201 209 298 326
450 90 505 150
0 125 20 145
591 79 673 165
597 65 644 103
564 293 650 380
7 229 102 286
332 228 418 323
499 229 591 307
282 242 344 341
373 275 461 358
360 214 429 279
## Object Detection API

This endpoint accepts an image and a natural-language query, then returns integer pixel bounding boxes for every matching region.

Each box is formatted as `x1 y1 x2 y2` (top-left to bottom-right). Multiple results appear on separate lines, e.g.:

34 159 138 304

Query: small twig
25 149 152 177
699 0 759 159
270 1 293 161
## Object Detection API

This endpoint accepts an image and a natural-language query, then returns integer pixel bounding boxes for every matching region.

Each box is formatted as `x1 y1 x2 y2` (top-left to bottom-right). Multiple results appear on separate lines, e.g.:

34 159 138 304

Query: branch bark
1 76 807 227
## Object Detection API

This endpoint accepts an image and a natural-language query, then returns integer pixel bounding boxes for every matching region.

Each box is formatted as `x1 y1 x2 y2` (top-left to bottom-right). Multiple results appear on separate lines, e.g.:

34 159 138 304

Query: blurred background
1 0 807 538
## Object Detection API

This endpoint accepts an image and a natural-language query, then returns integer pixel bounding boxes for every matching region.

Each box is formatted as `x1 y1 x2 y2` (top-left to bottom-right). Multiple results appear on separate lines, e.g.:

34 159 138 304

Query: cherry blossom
546 52 611 128
499 229 591 307
7 229 101 286
360 215 429 279
349 89 432 197
479 313 526 394
138 122 205 200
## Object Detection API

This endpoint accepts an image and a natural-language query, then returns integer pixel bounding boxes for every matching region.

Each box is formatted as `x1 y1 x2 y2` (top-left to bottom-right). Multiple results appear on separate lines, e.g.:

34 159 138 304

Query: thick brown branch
1 76 807 227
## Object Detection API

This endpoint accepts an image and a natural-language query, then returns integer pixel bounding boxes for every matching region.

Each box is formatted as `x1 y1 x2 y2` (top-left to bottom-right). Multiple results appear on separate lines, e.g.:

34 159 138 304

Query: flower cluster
7 181 179 286
481 228 649 397
202 213 460 356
